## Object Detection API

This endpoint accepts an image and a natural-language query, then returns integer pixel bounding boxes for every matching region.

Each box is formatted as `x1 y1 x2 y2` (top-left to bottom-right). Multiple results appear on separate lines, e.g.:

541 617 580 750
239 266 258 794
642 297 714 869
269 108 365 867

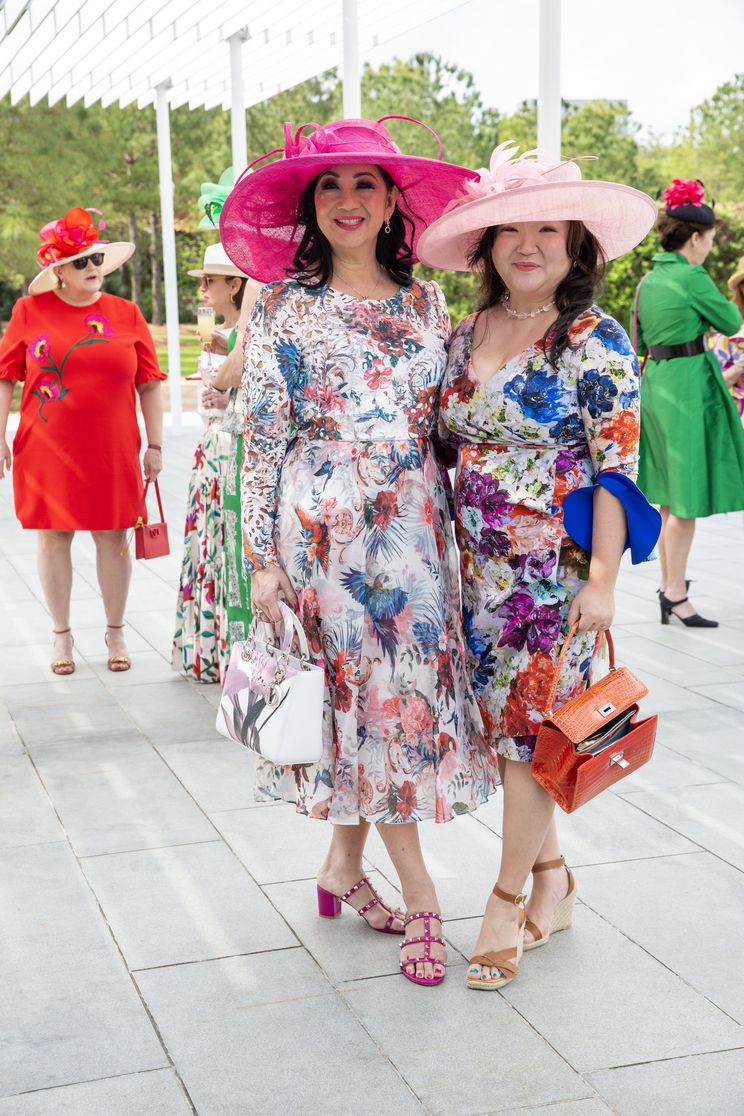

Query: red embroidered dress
0 291 165 530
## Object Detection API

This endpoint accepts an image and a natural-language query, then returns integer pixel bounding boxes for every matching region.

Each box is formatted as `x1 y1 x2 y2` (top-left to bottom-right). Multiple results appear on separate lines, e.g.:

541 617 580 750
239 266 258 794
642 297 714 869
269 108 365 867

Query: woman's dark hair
468 220 606 368
656 210 715 252
290 166 415 288
231 275 248 307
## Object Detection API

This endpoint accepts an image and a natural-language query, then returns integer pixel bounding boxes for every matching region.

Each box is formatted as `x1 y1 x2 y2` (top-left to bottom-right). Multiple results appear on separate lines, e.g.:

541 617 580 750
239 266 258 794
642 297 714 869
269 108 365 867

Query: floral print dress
440 308 641 762
241 279 495 824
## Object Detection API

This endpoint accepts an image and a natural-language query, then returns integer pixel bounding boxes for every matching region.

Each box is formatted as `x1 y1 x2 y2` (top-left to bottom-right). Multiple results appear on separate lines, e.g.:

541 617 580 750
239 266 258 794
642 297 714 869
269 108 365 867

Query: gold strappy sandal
523 855 577 952
105 624 131 672
467 885 526 991
51 628 75 676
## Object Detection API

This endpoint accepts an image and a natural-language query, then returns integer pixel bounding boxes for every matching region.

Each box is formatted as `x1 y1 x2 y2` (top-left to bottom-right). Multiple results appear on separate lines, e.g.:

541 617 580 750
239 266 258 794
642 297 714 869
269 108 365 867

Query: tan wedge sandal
523 855 577 952
467 885 526 991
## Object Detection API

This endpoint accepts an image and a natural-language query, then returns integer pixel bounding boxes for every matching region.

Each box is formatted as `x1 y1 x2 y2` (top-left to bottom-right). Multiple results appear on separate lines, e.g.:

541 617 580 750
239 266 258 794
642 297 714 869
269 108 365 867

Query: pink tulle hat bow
219 117 478 282
418 142 657 270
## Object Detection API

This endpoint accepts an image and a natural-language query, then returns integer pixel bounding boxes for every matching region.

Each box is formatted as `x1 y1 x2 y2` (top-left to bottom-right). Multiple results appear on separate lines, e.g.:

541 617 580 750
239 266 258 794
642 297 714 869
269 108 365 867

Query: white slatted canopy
1 0 562 428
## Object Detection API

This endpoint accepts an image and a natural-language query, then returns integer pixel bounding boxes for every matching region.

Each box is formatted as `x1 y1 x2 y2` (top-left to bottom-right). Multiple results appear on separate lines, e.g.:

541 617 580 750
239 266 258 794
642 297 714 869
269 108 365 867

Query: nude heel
523 855 577 952
316 885 342 918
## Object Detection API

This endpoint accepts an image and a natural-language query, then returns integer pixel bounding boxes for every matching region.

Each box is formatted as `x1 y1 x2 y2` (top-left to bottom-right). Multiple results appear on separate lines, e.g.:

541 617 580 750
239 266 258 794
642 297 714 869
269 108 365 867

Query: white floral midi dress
241 278 496 824
440 308 641 763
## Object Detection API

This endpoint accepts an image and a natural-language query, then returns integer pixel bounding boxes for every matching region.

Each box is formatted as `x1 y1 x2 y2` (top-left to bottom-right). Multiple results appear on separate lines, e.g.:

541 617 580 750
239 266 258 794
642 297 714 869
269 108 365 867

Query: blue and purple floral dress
440 307 641 762
240 279 496 823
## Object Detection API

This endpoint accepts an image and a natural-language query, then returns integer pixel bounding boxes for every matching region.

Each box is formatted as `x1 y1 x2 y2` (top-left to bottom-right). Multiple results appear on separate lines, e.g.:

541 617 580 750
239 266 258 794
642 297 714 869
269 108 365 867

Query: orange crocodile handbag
531 623 657 812
134 479 170 560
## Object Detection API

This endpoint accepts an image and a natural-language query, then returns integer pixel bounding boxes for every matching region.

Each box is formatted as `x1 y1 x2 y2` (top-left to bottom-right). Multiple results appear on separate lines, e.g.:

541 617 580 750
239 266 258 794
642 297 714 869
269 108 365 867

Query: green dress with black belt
634 251 744 517
220 330 253 647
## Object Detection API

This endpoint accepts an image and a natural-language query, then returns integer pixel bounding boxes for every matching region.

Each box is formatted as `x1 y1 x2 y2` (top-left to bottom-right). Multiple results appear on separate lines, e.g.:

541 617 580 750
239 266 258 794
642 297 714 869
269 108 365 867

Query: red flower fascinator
661 179 705 209
36 207 108 267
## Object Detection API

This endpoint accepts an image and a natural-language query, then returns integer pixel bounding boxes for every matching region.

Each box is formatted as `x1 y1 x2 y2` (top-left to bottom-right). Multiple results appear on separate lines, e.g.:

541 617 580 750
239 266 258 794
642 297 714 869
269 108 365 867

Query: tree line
1 56 742 332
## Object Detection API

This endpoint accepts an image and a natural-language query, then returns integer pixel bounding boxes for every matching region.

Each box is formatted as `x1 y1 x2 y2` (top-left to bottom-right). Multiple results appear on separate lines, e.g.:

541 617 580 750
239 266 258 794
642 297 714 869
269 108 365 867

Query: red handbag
531 623 657 812
134 479 170 560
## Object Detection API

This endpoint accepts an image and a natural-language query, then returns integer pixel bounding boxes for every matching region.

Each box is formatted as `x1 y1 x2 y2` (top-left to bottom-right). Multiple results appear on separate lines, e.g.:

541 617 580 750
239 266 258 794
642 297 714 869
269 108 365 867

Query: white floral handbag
216 601 325 765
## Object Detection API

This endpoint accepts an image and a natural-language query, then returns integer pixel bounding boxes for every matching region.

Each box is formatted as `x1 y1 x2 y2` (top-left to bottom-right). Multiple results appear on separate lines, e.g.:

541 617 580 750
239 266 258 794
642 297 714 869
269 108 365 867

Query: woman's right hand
251 564 298 626
0 438 10 479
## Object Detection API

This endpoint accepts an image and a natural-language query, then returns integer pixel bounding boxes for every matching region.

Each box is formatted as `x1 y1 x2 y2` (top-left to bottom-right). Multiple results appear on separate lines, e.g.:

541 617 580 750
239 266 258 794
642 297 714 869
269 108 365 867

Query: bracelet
147 443 162 451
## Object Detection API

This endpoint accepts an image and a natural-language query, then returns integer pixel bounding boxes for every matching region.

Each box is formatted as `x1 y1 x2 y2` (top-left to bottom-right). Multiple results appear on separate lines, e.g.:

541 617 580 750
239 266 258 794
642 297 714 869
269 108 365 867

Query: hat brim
220 153 478 282
417 181 658 269
186 264 249 278
727 271 744 291
29 242 135 294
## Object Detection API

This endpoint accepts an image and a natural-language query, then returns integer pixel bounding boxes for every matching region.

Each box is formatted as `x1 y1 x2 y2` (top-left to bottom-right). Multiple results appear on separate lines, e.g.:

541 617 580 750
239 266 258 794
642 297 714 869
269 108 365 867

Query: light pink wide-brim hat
417 142 657 270
220 117 479 282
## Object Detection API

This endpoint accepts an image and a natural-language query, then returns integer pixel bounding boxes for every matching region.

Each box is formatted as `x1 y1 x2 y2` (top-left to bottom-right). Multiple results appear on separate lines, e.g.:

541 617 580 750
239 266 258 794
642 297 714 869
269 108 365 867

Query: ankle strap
493 884 526 906
532 855 566 873
106 624 125 629
53 628 71 635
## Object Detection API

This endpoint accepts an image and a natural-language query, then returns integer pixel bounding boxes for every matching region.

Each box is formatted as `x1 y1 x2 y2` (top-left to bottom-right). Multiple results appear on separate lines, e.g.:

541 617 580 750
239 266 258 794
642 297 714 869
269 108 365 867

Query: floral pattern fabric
440 308 641 762
240 279 495 824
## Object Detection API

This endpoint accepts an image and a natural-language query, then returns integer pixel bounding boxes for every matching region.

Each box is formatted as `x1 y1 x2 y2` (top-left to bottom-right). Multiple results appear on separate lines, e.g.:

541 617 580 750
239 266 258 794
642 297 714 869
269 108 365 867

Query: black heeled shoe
659 592 718 628
657 579 691 597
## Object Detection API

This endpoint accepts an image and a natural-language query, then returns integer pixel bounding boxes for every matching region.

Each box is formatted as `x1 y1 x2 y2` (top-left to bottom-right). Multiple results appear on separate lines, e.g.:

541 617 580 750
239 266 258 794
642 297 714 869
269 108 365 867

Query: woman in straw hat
0 207 165 674
418 143 659 990
634 181 744 629
220 116 498 986
172 234 261 683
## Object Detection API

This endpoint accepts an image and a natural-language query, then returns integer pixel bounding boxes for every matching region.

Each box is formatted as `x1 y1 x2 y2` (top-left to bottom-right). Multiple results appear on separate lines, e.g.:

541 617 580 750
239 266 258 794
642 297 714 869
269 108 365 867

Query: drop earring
384 220 391 235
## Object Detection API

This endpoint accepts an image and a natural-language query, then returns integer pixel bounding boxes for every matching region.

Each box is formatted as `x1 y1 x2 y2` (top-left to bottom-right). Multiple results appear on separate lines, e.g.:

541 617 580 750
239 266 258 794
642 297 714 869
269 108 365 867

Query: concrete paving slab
615 634 744 688
0 755 64 848
499 906 744 1072
476 786 698 865
82 840 297 970
0 598 53 647
85 651 180 689
588 1048 744 1116
136 951 424 1116
578 852 744 1023
157 738 256 814
127 609 179 655
210 802 332 884
690 682 744 712
606 742 729 795
0 1069 193 1115
0 680 140 748
618 782 744 872
342 971 593 1115
620 621 744 668
0 843 166 1096
32 740 218 856
0 702 23 757
499 1101 613 1116
113 680 218 744
656 707 744 783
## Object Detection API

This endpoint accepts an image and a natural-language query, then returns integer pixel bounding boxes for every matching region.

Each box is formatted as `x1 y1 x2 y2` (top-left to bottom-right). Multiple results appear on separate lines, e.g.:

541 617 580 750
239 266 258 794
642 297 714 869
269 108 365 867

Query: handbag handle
141 478 165 522
251 600 311 662
545 622 616 715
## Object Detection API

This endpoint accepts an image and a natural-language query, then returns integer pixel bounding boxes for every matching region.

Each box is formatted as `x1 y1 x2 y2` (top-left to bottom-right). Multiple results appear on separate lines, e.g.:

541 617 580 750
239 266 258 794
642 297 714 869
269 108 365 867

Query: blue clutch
562 472 661 564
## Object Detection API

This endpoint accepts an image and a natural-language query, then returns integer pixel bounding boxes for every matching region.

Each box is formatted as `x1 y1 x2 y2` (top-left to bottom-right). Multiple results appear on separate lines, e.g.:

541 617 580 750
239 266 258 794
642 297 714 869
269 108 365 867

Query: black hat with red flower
661 179 715 226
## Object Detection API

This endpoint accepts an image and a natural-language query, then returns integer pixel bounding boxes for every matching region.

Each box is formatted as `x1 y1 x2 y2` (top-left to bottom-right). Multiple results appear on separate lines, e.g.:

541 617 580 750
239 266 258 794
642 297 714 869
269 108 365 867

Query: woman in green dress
634 179 744 627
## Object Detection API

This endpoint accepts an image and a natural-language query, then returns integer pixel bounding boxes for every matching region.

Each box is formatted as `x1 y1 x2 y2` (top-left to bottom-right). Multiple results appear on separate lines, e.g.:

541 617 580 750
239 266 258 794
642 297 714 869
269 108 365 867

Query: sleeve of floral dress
577 316 641 481
240 286 294 573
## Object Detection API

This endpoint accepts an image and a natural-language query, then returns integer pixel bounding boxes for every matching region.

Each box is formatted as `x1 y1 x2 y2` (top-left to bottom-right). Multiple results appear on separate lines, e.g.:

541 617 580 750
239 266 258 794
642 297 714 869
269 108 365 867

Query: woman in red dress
0 208 166 673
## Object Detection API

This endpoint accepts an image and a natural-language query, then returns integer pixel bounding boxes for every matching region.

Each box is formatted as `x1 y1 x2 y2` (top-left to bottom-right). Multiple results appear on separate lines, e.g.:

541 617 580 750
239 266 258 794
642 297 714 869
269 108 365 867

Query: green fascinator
198 167 235 229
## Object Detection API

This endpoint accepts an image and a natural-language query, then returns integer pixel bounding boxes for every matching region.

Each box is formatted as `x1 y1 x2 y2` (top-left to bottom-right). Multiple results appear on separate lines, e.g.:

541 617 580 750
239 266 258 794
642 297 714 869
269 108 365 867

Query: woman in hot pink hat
221 117 497 987
418 143 658 991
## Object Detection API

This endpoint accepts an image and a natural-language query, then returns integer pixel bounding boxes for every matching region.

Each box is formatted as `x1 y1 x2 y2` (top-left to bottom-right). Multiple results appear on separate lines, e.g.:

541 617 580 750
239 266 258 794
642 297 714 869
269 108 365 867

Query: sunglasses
72 253 105 269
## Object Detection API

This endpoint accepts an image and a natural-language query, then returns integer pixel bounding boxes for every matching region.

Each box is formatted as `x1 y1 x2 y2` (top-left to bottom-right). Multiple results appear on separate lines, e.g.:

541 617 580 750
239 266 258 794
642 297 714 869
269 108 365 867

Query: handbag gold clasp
610 752 629 769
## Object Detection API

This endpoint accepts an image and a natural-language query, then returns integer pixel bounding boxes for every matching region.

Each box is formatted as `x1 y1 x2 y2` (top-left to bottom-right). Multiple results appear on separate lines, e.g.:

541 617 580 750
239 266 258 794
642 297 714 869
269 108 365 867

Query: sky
365 0 743 141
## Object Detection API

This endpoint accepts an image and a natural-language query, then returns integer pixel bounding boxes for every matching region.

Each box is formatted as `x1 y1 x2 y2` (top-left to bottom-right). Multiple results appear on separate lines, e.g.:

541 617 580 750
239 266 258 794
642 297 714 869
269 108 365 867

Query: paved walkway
2 424 744 1116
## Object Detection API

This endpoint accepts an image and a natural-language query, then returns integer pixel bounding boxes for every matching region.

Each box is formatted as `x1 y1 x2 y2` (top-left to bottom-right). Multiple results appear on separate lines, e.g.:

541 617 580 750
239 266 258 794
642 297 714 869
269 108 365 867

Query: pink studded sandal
316 876 405 935
399 911 447 987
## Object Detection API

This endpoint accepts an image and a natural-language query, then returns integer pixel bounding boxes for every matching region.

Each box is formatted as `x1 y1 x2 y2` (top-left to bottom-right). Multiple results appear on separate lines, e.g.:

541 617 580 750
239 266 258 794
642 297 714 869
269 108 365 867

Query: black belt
647 336 706 360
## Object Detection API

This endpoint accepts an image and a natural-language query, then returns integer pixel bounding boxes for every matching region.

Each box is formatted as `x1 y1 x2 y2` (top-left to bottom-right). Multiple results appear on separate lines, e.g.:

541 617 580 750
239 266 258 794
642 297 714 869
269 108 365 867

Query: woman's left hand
143 447 163 481
567 580 615 632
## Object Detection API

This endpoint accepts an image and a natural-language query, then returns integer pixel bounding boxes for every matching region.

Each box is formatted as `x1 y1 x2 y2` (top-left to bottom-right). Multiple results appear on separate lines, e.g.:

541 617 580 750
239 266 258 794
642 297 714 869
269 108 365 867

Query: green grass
148 324 203 377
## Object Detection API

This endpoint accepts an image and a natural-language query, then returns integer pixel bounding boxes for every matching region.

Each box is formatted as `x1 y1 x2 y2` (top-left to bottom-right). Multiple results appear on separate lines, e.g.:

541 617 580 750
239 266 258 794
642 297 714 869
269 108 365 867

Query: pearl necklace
502 291 555 319
333 268 384 302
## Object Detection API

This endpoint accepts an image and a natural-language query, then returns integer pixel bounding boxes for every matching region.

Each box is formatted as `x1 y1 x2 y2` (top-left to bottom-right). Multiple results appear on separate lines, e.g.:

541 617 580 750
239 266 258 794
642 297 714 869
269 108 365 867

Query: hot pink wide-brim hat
417 143 657 270
219 117 478 282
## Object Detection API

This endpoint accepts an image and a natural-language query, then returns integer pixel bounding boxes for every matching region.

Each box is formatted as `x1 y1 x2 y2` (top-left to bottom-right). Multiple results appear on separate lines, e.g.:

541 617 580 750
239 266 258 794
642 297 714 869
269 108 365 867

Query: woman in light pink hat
220 117 498 987
418 143 659 991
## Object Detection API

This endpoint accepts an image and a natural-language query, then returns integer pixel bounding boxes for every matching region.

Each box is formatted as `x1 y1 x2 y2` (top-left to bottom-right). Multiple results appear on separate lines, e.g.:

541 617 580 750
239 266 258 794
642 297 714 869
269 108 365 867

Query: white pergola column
155 81 182 432
342 0 361 119
537 0 562 160
229 31 248 173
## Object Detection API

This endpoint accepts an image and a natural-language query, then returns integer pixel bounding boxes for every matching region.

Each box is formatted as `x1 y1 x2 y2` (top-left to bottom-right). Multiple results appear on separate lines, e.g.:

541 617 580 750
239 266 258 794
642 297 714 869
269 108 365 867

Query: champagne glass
196 305 216 345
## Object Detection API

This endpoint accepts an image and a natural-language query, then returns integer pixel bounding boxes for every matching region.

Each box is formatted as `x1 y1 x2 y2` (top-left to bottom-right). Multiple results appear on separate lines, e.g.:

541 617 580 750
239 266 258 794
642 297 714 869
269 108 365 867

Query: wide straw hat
727 255 744 292
417 143 657 270
219 116 478 282
29 207 134 295
187 241 250 279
